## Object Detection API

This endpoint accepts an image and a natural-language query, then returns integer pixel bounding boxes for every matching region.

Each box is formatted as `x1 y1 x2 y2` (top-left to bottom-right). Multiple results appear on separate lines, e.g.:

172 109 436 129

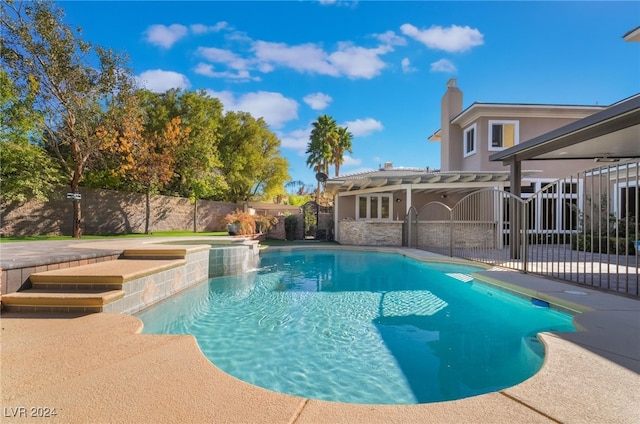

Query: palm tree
306 115 337 198
332 126 353 177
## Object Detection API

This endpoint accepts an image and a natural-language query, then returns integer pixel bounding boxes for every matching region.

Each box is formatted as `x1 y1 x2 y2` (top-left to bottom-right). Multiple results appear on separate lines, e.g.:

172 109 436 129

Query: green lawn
0 231 229 242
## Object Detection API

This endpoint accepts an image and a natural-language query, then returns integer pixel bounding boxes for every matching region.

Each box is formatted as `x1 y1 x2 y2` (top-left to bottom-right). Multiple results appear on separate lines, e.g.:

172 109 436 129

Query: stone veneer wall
103 242 260 315
338 221 403 246
102 249 210 315
418 221 497 249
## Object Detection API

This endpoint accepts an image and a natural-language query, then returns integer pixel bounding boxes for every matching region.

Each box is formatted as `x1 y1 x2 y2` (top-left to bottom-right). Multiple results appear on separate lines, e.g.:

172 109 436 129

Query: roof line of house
489 93 640 163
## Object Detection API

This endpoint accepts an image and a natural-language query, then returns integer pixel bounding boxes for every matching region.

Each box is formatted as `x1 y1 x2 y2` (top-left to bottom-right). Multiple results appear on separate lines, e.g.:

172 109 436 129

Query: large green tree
1 0 141 237
0 68 64 202
218 111 290 203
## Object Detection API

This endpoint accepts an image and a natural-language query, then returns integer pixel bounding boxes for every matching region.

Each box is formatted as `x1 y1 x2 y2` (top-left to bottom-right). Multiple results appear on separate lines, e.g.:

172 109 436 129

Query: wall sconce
440 194 448 199
395 198 402 203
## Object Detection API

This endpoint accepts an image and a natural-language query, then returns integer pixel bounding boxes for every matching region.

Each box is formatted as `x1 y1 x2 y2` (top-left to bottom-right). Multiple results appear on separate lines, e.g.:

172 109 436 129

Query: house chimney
440 79 463 171
383 162 393 170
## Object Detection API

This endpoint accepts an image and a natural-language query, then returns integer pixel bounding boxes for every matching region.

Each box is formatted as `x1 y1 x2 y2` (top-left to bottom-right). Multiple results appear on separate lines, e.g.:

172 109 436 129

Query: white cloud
278 128 311 151
252 40 390 80
197 47 250 71
341 155 362 167
190 22 228 34
206 90 298 129
252 41 338 76
145 24 188 49
304 92 333 110
329 43 389 79
136 70 190 92
194 63 258 81
430 58 457 73
375 30 407 47
401 57 416 73
400 24 484 53
342 118 383 137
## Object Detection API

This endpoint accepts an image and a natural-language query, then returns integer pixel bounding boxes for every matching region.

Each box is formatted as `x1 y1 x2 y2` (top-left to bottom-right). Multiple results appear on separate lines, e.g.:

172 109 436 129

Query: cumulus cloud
206 90 298 129
375 30 407 47
430 58 457 73
136 69 190 92
278 128 311 151
251 40 390 80
304 93 333 110
401 57 416 73
194 63 258 81
190 22 228 34
197 47 251 71
329 43 389 79
400 24 484 53
342 118 383 137
145 24 188 49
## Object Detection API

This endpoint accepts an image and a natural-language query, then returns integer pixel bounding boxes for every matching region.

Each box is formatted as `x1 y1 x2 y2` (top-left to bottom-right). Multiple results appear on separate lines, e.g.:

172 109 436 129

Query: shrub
284 215 297 241
220 210 255 235
254 214 278 234
220 210 278 235
570 234 637 256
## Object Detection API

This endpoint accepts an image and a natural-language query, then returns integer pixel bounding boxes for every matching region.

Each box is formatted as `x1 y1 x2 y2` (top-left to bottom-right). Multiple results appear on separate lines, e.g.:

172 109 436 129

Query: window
463 124 477 157
356 195 391 220
488 120 519 151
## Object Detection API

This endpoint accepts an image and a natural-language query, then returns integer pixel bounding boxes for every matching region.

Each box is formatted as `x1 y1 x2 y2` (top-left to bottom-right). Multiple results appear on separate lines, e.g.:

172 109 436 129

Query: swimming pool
138 249 576 404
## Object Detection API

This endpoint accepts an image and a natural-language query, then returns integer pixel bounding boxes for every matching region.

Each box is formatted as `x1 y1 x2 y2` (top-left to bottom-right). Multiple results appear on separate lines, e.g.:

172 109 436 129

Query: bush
284 215 297 241
220 210 278 236
570 234 637 255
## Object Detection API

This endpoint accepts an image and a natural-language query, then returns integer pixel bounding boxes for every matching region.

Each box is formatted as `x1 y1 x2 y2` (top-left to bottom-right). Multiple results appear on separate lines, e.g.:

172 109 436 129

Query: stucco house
327 79 608 246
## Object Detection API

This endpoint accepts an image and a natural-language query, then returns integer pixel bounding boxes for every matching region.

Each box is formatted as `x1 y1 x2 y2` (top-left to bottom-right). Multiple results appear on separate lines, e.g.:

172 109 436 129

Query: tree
1 0 141 237
306 115 337 198
332 126 353 177
218 112 290 203
0 69 64 202
129 116 191 234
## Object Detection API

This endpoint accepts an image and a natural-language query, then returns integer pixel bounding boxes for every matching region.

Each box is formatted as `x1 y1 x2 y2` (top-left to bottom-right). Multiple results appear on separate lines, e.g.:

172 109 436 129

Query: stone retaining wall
1 188 297 237
338 221 403 246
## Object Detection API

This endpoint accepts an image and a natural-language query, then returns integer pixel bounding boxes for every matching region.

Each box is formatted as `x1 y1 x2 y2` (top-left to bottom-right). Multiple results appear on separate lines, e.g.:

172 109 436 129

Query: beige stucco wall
457 116 596 177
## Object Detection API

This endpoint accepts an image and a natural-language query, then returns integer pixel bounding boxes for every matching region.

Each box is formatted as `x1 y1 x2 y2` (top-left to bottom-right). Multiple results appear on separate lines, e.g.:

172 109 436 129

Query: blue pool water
138 250 576 404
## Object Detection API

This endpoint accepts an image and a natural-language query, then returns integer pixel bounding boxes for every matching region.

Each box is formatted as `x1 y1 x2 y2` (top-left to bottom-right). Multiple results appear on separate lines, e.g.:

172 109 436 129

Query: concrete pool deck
1 239 639 423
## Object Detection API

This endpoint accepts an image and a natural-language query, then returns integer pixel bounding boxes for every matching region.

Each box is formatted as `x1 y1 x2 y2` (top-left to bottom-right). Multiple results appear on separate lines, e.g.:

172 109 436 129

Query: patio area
1 240 639 423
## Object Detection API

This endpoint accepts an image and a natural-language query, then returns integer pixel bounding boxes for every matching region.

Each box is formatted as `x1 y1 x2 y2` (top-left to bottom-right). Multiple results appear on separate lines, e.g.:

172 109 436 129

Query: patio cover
324 170 538 195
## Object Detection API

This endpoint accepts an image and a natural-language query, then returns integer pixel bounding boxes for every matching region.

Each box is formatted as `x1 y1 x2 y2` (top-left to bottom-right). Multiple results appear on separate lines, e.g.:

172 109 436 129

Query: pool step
1 289 125 313
2 258 186 314
446 273 474 283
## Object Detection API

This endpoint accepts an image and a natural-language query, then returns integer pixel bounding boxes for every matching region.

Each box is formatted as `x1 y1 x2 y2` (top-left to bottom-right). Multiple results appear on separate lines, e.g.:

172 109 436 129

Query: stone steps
2 289 125 313
1 258 187 313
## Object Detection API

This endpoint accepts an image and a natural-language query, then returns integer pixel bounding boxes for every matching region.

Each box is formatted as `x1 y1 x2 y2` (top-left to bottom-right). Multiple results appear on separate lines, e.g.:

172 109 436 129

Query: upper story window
463 124 477 157
357 194 391 220
488 120 519 151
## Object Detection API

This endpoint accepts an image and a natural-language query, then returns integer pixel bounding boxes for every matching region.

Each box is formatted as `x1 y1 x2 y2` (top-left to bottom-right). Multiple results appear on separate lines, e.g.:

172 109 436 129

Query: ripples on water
138 250 575 404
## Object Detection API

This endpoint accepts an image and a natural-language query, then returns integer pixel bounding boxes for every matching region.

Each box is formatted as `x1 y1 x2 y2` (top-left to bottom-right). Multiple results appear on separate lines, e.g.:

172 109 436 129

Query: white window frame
614 179 638 219
488 120 520 151
522 178 582 233
463 123 477 158
356 194 392 221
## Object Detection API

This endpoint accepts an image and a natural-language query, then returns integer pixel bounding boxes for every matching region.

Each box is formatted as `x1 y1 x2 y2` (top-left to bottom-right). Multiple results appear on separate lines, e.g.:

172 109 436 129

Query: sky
58 1 640 188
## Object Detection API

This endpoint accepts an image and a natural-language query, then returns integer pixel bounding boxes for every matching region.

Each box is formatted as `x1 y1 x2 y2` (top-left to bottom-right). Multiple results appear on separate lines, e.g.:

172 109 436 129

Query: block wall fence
0 187 300 238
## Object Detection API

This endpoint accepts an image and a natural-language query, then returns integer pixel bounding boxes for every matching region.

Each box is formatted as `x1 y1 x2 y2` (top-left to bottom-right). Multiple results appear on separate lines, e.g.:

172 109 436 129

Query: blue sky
59 1 640 188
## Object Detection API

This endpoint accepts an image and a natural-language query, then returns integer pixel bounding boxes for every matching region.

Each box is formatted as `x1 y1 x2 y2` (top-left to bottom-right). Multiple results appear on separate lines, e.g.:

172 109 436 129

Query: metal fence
406 160 639 297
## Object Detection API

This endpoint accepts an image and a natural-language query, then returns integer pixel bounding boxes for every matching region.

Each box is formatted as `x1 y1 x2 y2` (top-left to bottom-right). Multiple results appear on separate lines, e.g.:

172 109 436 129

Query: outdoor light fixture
395 198 401 203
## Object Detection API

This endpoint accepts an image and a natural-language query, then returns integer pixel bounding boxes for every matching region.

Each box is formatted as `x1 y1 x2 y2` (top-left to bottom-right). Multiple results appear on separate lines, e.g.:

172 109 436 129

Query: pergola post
509 158 522 260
